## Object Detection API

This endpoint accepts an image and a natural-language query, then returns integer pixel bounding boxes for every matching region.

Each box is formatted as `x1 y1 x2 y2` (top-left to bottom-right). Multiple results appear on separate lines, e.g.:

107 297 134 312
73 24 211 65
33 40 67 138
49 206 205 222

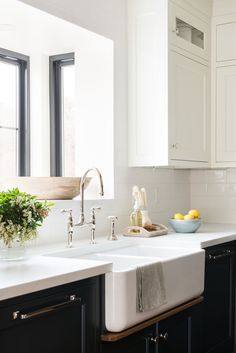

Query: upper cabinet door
216 66 236 163
169 2 210 61
169 51 209 163
217 22 236 62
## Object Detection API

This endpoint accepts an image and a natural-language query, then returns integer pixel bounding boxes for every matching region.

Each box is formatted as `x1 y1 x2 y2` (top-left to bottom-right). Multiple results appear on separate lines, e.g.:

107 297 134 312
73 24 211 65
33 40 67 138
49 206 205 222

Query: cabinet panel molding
170 51 209 162
128 0 210 168
217 22 236 62
216 66 236 162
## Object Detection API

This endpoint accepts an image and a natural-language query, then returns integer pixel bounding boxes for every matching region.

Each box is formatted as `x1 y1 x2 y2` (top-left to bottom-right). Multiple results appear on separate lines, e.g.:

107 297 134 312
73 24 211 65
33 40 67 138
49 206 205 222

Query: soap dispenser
130 201 142 227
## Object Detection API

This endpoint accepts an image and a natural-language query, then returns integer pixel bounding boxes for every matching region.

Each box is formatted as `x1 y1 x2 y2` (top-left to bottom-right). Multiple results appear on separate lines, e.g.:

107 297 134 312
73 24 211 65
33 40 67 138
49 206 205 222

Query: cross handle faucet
61 209 73 248
89 206 101 244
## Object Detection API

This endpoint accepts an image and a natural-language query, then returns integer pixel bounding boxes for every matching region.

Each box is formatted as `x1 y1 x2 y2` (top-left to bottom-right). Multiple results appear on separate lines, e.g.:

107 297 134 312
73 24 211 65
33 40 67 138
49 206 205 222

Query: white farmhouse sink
80 253 158 271
46 244 205 332
99 245 197 259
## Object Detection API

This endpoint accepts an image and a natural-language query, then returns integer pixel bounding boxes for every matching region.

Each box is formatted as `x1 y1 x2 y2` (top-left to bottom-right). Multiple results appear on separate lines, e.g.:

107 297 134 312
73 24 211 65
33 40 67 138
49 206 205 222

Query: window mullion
49 52 74 177
0 47 30 177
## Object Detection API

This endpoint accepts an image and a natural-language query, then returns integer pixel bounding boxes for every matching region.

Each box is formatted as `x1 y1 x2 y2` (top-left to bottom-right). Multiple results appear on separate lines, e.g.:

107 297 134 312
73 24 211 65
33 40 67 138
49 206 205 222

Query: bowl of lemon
169 210 201 233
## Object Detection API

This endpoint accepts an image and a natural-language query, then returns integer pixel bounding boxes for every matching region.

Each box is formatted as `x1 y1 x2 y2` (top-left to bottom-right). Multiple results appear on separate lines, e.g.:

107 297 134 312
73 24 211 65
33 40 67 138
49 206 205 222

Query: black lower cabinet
203 242 236 353
0 276 101 353
101 325 157 353
158 303 203 353
101 303 203 353
2 240 236 353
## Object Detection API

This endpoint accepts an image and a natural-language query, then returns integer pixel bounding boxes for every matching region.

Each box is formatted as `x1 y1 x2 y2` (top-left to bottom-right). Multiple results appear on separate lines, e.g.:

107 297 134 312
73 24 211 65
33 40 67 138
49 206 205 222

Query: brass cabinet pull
13 294 81 320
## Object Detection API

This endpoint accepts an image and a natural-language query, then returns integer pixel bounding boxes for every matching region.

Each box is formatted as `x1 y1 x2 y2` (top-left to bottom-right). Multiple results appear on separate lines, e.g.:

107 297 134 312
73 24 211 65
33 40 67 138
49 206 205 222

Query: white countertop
151 223 236 248
0 255 112 301
1 223 236 302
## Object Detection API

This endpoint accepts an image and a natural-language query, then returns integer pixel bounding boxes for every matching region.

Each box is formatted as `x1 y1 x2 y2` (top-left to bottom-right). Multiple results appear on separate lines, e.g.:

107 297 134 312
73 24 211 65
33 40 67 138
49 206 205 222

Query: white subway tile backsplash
171 170 190 184
190 169 236 224
37 169 190 245
191 169 228 184
206 208 236 224
206 183 226 196
205 170 227 183
155 169 175 184
190 170 207 183
190 183 207 197
155 185 175 212
224 184 236 196
37 167 236 245
227 168 236 183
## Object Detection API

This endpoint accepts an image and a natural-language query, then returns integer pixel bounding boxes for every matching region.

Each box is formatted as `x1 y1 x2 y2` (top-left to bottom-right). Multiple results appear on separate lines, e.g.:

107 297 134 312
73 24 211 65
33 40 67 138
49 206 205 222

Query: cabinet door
169 3 210 61
169 51 209 163
0 277 100 353
0 293 83 353
203 244 236 353
158 304 203 353
101 325 157 353
216 66 236 163
217 22 236 62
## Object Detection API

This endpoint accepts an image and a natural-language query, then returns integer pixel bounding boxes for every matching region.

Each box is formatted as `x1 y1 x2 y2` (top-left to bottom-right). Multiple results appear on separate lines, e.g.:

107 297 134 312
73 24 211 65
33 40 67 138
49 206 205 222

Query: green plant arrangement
0 188 53 248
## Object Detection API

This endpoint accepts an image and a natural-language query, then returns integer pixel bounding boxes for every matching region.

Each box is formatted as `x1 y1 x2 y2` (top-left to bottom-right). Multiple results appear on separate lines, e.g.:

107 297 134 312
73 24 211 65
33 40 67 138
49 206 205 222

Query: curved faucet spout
79 167 104 225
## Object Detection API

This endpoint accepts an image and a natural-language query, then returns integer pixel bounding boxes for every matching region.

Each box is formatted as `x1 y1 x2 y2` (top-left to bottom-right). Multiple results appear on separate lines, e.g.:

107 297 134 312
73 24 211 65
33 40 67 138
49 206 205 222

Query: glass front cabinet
169 2 209 61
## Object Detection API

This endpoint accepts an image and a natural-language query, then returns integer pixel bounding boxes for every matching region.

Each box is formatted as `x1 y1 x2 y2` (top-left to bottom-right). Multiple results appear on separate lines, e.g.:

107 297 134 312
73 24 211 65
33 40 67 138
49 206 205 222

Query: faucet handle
91 206 101 212
90 206 101 223
60 209 73 248
61 208 73 216
89 206 101 245
108 216 118 241
61 209 73 223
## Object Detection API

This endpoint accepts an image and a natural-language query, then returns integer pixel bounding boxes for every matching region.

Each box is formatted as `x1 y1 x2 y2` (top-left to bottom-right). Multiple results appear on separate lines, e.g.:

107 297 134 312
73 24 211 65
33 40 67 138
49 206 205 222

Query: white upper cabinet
216 22 236 62
212 13 236 167
169 2 210 61
169 51 209 162
216 66 236 163
128 0 210 167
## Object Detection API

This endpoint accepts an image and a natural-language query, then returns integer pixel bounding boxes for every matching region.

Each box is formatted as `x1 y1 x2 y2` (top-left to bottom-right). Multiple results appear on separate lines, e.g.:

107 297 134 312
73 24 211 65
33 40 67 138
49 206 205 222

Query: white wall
18 0 190 245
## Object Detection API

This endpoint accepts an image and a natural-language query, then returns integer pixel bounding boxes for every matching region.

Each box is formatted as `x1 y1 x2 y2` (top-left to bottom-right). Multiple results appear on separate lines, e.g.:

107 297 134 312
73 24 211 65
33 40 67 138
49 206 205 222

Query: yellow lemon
188 209 200 219
174 213 184 220
184 214 194 220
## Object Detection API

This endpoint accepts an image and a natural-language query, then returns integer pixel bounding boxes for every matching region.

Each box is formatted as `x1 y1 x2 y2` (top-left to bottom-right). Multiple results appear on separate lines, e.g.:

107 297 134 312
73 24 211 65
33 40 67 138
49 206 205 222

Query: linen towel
136 262 166 312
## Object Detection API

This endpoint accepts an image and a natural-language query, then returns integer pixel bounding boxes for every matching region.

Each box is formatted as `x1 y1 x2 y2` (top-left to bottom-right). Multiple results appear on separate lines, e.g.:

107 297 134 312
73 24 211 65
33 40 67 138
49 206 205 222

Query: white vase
0 240 26 261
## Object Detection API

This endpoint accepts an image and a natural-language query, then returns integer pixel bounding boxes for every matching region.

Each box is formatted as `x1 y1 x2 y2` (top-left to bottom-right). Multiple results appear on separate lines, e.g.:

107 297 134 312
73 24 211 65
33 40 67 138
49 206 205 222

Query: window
0 48 30 176
49 46 114 198
49 53 75 177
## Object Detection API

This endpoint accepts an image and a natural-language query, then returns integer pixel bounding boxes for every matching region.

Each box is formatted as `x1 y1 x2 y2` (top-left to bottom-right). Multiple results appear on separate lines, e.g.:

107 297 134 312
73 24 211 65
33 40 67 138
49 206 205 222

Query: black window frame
49 52 75 177
0 47 30 176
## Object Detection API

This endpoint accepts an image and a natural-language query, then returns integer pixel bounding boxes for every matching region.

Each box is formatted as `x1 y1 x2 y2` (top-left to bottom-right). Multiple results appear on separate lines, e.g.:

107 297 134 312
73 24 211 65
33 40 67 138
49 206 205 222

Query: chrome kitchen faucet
61 167 104 247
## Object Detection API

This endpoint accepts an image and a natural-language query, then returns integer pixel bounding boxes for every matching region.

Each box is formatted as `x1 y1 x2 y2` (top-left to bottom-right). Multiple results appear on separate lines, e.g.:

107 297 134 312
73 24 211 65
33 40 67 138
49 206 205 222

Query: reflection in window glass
0 128 17 176
0 61 18 127
61 65 75 176
0 61 19 176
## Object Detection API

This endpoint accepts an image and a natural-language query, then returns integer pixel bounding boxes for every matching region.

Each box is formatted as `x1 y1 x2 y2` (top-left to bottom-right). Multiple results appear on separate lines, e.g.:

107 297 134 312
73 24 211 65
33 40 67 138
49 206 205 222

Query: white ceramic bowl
169 219 202 233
